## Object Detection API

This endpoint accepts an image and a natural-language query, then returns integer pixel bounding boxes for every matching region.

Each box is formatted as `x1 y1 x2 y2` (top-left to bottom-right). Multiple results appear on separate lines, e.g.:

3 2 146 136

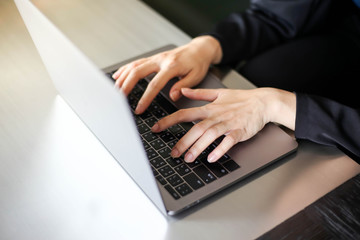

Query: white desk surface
1 0 359 239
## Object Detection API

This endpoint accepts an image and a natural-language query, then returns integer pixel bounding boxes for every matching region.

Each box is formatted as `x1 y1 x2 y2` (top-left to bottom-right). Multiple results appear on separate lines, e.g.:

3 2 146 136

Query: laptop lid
15 0 168 215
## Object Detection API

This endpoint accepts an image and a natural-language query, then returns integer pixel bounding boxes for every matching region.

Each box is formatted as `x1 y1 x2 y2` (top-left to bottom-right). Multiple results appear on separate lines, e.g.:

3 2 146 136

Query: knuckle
163 54 181 69
215 144 227 156
175 139 187 153
189 145 201 156
166 59 178 69
130 66 142 77
128 62 139 69
176 109 188 121
203 104 212 112
147 79 161 90
202 104 217 116
193 122 207 133
205 127 219 139
221 110 235 121
226 134 238 145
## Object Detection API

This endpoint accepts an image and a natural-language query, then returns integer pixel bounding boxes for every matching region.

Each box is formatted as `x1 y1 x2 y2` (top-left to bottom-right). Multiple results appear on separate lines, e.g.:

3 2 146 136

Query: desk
1 0 359 239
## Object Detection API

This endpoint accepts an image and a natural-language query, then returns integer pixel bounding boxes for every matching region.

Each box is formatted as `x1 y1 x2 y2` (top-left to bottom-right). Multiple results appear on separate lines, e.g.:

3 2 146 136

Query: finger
135 69 176 114
207 131 239 163
121 61 158 96
184 121 229 163
168 70 201 101
112 66 126 80
172 118 217 160
114 58 148 88
115 65 132 88
151 107 208 133
181 88 221 102
112 65 126 80
114 66 129 88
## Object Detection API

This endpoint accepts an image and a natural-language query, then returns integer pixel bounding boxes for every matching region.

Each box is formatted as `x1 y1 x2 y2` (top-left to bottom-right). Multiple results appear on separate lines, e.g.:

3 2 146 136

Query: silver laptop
15 0 298 216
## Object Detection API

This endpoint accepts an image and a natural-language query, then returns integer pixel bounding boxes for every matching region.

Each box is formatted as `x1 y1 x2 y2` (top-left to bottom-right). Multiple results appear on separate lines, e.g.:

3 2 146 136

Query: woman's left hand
151 87 296 163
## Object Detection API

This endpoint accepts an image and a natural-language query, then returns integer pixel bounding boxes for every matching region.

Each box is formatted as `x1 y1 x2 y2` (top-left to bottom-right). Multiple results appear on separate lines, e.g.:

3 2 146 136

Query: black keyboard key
222 160 240 172
153 109 167 119
218 154 231 163
159 131 175 143
138 78 148 89
148 102 161 112
142 132 158 142
155 94 177 114
158 165 175 178
137 124 150 134
180 122 193 131
206 143 217 152
150 157 166 169
130 103 137 111
128 94 138 106
167 140 177 149
156 175 167 185
150 139 166 150
166 174 184 187
132 85 144 98
146 148 158 160
140 138 150 149
158 147 171 159
193 165 217 184
168 124 183 134
139 111 152 120
133 115 143 125
204 162 228 178
183 173 205 190
175 130 186 140
197 149 210 162
164 185 180 200
144 117 157 128
174 164 191 176
151 167 158 177
166 157 183 167
175 183 193 197
214 135 225 145
186 159 201 168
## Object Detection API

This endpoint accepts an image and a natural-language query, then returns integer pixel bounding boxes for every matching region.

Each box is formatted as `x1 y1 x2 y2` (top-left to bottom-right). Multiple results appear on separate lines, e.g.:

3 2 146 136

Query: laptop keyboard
108 73 240 200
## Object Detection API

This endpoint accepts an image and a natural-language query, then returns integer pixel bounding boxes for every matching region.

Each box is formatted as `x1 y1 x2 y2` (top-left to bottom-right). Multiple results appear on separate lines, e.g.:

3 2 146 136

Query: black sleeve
295 93 360 163
208 0 332 66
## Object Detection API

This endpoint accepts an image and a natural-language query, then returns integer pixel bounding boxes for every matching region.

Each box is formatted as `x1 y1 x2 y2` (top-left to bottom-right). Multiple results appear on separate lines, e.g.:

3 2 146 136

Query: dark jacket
208 0 360 162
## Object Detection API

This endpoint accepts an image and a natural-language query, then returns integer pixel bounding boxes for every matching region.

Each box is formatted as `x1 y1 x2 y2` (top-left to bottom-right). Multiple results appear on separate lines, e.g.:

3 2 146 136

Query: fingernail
181 88 190 94
171 147 179 158
112 72 118 79
184 152 194 163
208 152 217 163
135 103 143 114
151 123 159 132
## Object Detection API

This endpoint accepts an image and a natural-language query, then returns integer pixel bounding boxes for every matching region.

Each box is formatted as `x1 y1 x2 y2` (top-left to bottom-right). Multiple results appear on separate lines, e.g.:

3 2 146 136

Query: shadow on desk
258 173 360 239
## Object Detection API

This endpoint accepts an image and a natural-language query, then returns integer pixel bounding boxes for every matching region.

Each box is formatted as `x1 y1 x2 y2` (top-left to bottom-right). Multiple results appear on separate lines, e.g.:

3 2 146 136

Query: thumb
181 88 220 102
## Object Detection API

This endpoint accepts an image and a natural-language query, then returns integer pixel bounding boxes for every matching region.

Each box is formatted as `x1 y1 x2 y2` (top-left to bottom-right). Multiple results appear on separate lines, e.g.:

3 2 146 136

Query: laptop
15 0 298 216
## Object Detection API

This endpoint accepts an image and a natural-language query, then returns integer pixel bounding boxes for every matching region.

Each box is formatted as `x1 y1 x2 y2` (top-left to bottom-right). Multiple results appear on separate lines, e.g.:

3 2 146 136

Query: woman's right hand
112 36 222 114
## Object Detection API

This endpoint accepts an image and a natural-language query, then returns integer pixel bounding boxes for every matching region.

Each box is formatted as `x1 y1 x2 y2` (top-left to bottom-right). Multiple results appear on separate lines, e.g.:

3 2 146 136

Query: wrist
264 88 296 130
190 36 223 64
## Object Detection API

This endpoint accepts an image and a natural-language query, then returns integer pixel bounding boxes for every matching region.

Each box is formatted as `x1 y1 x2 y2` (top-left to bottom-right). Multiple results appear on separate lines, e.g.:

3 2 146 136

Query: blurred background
142 0 250 37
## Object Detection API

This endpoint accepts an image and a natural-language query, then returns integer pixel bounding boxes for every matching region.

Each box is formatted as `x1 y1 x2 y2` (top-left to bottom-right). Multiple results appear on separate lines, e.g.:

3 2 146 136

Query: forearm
207 0 332 66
